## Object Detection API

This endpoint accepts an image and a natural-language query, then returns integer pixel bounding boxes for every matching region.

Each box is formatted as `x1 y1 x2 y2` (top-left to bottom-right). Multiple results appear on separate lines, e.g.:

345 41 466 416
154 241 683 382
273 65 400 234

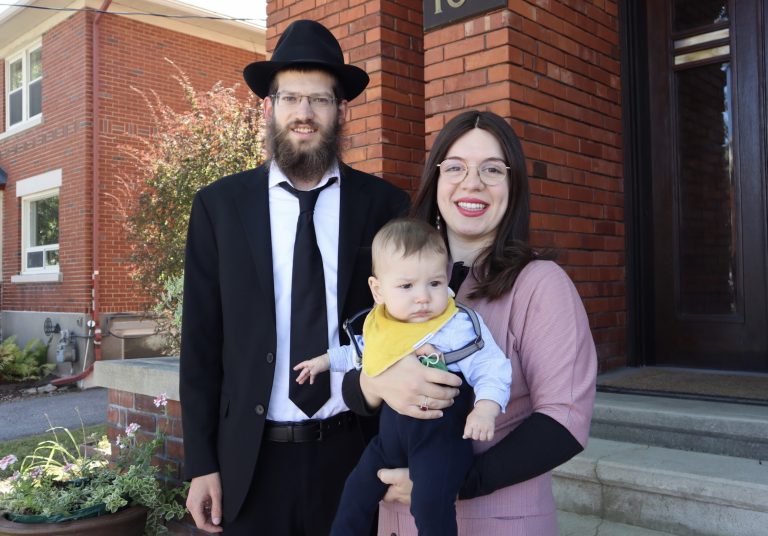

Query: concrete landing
591 391 768 459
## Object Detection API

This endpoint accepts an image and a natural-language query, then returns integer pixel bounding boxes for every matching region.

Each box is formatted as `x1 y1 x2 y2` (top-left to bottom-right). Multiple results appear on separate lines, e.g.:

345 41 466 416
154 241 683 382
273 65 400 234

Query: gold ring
419 396 429 411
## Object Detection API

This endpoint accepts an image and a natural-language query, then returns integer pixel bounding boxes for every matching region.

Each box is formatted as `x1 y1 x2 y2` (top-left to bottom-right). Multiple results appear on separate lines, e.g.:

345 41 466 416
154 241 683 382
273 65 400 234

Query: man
180 19 409 535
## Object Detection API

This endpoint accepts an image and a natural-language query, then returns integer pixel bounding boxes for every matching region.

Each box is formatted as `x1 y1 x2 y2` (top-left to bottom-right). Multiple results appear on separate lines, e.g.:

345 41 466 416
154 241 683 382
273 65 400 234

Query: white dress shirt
266 160 349 421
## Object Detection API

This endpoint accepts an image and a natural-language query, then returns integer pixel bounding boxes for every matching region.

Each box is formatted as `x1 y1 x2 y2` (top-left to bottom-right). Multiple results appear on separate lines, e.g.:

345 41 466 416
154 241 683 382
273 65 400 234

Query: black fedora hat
243 20 369 100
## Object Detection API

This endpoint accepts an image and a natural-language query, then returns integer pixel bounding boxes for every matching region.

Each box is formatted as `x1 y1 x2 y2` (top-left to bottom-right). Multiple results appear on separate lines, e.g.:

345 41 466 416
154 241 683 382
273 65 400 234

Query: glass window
22 191 59 273
29 48 42 80
5 44 42 128
675 61 735 314
9 59 22 90
673 0 728 33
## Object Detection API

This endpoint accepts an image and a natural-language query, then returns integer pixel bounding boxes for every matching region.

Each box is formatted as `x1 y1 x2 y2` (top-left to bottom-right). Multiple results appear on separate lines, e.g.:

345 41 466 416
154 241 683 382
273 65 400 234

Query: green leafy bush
114 60 265 354
0 336 53 382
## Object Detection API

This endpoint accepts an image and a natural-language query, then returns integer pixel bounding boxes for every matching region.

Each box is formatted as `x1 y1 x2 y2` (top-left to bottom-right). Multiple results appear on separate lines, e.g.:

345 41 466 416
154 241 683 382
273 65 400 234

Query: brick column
267 1 425 192
423 1 625 370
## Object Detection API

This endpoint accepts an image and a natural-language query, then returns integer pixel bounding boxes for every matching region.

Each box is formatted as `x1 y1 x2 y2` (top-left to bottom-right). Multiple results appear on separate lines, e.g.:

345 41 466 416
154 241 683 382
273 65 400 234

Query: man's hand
360 351 461 419
463 400 500 441
187 472 224 533
378 467 413 505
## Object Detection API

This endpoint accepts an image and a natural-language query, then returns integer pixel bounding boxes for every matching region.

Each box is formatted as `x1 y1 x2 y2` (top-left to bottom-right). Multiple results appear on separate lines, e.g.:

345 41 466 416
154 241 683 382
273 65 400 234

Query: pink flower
28 467 44 479
125 423 140 437
153 393 168 408
9 471 21 482
0 454 17 470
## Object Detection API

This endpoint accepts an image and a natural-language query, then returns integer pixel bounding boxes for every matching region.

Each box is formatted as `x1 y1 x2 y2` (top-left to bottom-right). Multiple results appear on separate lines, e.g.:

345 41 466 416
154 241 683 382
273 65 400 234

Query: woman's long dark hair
411 110 549 300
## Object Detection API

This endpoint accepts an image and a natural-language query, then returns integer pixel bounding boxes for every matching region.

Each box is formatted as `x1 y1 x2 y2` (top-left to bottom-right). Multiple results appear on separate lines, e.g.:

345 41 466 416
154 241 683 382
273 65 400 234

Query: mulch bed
0 375 71 404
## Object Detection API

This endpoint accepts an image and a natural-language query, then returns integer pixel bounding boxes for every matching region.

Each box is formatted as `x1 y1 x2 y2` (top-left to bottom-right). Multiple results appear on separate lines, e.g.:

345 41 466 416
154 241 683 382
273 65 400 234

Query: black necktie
279 178 336 417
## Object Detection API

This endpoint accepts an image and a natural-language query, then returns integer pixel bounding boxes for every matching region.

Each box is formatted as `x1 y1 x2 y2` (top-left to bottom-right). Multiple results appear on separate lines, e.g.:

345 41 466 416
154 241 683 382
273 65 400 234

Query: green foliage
116 60 265 353
153 274 184 356
0 424 106 481
32 196 59 246
0 336 53 381
0 403 188 535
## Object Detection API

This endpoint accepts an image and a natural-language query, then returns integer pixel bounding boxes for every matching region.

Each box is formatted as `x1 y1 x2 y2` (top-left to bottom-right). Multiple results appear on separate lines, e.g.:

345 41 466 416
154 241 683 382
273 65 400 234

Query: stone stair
553 392 768 535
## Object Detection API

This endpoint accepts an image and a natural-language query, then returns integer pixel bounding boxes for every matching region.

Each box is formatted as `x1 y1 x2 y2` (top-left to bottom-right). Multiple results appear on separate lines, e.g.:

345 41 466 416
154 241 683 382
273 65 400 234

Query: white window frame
3 40 43 135
12 169 62 284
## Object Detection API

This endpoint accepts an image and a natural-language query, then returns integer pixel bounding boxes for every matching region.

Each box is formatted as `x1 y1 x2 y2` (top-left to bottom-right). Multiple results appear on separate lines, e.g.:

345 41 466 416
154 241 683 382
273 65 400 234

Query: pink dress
377 260 597 536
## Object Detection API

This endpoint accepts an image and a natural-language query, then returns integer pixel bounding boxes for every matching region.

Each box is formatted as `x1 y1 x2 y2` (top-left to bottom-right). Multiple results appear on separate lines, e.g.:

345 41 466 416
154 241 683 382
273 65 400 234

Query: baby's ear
368 276 385 304
447 286 455 298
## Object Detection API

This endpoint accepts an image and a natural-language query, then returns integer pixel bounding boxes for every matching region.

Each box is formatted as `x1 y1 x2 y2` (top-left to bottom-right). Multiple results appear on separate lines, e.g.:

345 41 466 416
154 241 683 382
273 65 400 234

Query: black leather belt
264 411 356 443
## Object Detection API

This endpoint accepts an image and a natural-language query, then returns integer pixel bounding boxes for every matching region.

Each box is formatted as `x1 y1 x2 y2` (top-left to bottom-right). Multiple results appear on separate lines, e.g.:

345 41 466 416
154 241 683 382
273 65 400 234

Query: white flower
0 454 17 470
125 423 141 437
153 393 168 408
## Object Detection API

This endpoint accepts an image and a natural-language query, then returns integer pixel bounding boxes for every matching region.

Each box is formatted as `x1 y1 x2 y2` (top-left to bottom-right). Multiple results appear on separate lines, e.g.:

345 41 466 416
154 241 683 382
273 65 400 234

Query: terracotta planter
0 506 147 535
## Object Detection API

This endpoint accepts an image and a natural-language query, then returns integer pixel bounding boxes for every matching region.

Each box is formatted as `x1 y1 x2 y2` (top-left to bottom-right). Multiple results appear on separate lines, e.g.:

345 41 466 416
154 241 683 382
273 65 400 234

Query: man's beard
268 117 341 185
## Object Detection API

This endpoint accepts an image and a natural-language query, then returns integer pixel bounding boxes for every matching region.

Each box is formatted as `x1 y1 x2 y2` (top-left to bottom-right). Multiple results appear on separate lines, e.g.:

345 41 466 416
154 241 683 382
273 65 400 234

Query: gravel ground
0 385 108 441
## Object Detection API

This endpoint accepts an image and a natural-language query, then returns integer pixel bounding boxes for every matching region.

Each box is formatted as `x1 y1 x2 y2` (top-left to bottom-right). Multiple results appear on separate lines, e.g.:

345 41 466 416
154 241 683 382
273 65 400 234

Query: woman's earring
435 212 442 231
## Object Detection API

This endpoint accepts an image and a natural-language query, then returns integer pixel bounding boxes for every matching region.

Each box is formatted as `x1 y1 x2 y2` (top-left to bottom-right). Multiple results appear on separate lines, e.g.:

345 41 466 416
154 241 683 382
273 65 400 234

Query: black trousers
223 420 369 536
331 380 474 536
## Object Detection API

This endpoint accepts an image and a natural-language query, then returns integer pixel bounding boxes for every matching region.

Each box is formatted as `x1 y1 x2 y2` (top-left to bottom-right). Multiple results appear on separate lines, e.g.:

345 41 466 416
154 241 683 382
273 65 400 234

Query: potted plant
0 394 188 535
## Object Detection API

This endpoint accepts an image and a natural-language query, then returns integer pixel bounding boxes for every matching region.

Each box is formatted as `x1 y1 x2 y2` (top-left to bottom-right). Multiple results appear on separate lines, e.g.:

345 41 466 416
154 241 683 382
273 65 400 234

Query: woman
342 110 597 535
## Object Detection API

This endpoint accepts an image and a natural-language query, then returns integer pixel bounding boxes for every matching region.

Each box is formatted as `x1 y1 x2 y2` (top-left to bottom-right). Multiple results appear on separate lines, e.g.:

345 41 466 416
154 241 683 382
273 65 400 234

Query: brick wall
95 14 260 312
0 11 262 318
0 12 93 312
268 1 626 370
425 3 625 369
267 0 426 192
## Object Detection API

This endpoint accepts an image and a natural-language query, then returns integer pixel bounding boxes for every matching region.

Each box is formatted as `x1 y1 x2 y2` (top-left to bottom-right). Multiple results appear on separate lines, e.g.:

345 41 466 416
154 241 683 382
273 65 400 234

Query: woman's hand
378 467 413 505
360 352 461 419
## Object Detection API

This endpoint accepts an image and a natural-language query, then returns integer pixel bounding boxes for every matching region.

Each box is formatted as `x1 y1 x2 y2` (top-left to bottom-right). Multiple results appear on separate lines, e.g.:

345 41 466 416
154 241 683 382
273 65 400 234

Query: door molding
620 0 654 366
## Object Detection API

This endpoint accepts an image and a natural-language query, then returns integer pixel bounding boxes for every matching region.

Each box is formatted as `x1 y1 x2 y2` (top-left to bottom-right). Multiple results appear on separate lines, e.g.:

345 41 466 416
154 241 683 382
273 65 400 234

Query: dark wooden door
646 0 768 370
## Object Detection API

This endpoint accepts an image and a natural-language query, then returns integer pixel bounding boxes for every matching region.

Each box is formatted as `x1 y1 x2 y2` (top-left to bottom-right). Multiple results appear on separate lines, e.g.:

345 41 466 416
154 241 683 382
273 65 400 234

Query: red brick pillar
267 1 425 192
423 1 625 370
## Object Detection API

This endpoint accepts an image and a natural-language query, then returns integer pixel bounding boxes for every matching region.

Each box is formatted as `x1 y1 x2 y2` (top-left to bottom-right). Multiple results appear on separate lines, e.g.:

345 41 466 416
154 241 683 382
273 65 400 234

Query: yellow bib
361 298 459 377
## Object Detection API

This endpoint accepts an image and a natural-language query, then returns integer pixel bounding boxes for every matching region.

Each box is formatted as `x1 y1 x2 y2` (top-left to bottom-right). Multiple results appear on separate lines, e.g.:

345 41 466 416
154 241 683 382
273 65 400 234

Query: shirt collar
268 160 341 190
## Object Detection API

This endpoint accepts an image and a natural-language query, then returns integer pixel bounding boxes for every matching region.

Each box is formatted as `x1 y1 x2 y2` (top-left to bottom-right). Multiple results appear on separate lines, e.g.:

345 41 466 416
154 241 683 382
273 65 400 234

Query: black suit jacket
179 162 409 521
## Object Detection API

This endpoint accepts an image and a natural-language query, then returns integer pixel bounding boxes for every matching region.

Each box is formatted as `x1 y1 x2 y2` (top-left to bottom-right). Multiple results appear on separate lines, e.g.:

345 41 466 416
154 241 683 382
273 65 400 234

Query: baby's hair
372 218 448 276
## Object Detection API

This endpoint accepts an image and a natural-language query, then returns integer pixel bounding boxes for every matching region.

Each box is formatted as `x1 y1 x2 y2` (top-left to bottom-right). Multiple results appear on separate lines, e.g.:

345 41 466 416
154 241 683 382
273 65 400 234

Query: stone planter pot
0 506 147 535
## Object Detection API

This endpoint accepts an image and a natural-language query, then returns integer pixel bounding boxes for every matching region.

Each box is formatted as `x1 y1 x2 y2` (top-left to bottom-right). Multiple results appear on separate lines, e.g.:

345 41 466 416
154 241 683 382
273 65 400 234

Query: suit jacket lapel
337 164 371 324
235 166 276 322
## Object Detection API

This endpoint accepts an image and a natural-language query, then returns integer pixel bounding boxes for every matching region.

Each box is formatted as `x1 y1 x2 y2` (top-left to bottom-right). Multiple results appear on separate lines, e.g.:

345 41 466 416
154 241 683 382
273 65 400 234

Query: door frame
620 0 654 366
620 0 768 369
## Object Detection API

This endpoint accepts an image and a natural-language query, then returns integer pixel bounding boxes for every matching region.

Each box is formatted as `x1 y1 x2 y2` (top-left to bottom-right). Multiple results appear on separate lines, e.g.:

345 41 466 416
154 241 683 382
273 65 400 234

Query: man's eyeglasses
437 158 510 186
270 92 338 110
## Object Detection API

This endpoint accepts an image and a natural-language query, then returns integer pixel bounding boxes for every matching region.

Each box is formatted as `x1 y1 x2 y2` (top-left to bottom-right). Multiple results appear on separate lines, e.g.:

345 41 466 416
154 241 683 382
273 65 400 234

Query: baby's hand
414 343 438 358
463 400 501 441
293 354 330 385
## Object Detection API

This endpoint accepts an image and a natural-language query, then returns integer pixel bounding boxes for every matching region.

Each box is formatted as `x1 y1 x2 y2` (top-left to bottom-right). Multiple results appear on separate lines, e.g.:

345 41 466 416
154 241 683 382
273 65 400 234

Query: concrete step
591 392 768 459
553 438 768 536
558 511 678 535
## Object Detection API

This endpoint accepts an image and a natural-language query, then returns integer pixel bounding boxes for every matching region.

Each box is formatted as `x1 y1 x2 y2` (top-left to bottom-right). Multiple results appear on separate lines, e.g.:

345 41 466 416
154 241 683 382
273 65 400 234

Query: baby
295 218 511 536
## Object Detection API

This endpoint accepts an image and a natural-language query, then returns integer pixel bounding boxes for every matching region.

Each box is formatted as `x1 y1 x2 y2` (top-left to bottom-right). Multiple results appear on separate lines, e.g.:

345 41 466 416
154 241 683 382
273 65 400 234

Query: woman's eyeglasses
437 158 509 186
270 92 338 110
